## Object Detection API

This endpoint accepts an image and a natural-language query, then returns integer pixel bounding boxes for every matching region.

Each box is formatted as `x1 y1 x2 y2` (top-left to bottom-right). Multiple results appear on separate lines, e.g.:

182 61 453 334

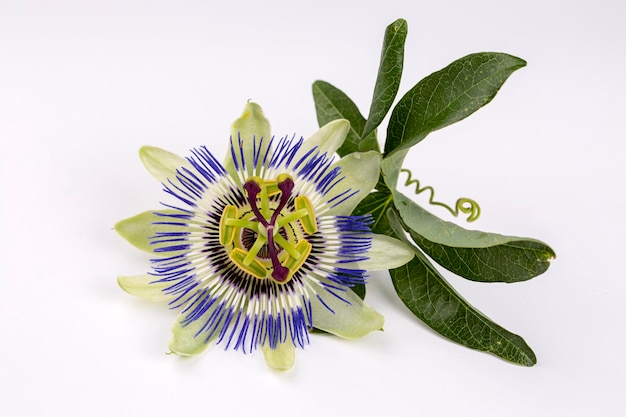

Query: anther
230 248 267 279
219 205 238 245
294 195 317 234
282 241 312 282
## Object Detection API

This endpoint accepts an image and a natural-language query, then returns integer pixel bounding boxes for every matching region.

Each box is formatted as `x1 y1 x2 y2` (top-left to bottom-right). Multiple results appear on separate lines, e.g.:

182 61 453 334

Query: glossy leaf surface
312 80 378 156
385 52 526 156
362 18 407 140
394 191 555 282
387 209 537 366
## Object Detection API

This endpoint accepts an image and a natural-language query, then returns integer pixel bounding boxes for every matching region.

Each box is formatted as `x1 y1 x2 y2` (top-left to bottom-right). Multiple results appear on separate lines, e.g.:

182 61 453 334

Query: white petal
356 234 414 271
117 275 175 302
319 150 381 216
309 283 384 339
225 102 271 179
292 119 349 165
115 210 181 254
168 312 215 356
139 146 192 183
261 342 295 371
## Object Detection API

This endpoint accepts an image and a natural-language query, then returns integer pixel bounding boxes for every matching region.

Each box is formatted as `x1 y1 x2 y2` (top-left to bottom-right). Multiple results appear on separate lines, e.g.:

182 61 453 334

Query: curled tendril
400 169 481 222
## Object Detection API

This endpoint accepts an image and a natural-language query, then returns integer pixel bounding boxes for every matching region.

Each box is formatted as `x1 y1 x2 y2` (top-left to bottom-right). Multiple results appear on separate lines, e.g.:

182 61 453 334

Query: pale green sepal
261 342 295 371
293 119 350 165
320 150 381 216
310 283 384 339
354 234 414 271
115 210 180 254
139 146 192 184
225 102 271 179
117 275 174 302
168 313 214 356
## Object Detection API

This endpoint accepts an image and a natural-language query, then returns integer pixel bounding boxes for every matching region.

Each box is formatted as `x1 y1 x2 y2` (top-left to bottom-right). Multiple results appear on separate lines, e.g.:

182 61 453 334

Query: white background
1 0 624 416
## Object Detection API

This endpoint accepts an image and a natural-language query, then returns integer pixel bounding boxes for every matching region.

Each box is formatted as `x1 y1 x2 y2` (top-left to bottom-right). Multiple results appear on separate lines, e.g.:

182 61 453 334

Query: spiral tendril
401 169 481 222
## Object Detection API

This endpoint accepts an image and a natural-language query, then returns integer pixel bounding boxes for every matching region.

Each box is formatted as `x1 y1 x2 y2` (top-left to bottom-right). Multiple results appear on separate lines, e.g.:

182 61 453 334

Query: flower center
240 224 288 259
219 174 317 284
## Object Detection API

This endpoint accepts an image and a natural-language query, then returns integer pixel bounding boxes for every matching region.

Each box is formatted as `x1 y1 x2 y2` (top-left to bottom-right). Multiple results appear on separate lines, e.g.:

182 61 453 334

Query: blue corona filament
146 135 373 353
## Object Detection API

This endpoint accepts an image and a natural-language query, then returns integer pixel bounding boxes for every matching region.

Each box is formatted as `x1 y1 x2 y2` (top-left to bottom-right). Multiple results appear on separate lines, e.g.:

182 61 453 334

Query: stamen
243 235 268 265
283 241 312 281
294 195 317 234
219 205 238 245
273 234 301 259
276 208 309 227
230 248 267 278
225 218 259 231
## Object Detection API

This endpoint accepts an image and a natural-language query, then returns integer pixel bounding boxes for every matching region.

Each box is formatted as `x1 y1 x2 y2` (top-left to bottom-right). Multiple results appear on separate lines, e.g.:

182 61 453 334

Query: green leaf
387 209 537 366
384 52 526 156
394 191 555 282
361 18 407 140
380 117 554 283
352 190 394 235
351 283 366 300
312 80 378 156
